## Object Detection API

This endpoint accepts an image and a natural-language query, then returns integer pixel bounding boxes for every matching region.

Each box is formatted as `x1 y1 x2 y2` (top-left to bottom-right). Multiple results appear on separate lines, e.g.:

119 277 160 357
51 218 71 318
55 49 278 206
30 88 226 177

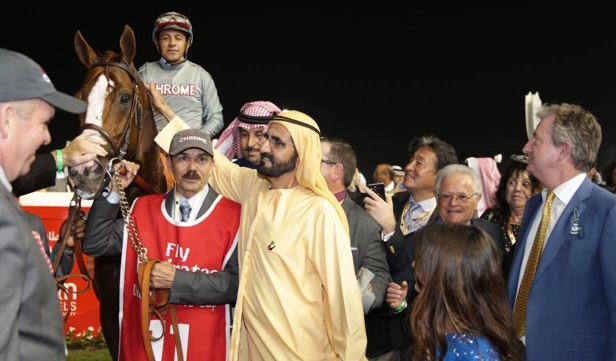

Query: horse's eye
120 94 131 104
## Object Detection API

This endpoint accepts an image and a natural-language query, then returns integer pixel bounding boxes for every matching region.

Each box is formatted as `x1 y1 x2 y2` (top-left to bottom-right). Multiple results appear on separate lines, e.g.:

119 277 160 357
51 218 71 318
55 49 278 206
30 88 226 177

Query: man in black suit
386 163 505 312
431 163 503 250
362 135 458 360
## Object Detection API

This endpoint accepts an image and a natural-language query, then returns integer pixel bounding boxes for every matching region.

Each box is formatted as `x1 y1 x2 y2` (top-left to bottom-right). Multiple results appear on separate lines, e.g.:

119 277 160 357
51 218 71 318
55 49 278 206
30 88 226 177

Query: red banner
19 192 101 336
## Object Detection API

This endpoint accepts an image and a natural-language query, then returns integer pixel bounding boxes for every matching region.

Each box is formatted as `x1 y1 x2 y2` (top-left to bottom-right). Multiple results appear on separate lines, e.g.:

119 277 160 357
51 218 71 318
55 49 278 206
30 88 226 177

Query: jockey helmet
152 11 193 48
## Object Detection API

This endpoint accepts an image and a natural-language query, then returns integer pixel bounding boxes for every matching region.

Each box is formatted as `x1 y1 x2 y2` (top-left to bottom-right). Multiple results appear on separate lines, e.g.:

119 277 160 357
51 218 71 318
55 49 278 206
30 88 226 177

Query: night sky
4 3 616 177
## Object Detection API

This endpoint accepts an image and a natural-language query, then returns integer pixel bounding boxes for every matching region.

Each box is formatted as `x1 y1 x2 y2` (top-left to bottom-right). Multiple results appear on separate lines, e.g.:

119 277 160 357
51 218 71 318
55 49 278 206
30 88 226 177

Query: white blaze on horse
69 76 108 183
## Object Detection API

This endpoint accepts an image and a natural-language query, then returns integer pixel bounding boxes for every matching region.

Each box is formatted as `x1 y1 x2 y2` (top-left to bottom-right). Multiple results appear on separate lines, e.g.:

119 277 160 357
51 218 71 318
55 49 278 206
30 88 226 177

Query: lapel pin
268 240 276 250
570 208 581 235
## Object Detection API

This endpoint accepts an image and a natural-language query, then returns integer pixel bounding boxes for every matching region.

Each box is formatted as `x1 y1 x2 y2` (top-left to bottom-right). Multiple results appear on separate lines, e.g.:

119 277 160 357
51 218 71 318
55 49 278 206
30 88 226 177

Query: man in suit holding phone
361 135 459 359
508 103 616 360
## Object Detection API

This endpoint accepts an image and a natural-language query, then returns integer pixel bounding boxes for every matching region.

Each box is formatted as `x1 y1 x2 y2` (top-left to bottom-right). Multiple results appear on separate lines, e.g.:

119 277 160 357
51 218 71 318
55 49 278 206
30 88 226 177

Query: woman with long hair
389 222 522 361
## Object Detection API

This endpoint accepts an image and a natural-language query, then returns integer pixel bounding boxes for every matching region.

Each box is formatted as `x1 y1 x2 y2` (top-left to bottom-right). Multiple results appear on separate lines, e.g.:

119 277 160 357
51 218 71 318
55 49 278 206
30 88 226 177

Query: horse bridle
80 61 145 198
84 61 142 162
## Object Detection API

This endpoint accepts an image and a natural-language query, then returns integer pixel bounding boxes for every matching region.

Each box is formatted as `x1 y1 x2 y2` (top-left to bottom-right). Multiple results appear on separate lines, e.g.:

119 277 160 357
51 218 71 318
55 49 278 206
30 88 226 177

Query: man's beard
242 146 261 165
257 152 298 178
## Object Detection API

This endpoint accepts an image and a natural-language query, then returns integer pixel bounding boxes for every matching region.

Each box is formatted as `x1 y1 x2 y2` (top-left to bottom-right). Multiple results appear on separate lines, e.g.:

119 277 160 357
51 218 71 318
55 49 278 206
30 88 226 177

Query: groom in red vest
83 129 240 361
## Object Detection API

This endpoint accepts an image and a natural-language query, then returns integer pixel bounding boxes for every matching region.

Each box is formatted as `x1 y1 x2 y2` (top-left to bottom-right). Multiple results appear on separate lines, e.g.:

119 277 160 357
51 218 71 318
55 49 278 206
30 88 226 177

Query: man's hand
61 129 108 167
145 83 176 121
359 184 397 234
386 280 408 309
111 161 140 192
71 217 86 244
58 212 86 248
150 262 176 289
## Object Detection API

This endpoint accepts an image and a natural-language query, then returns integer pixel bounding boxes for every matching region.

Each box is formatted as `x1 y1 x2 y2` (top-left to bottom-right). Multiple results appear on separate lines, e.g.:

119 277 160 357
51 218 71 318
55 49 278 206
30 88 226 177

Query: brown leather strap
56 273 92 323
133 174 157 195
52 197 80 273
72 235 94 280
138 259 184 361
51 195 94 324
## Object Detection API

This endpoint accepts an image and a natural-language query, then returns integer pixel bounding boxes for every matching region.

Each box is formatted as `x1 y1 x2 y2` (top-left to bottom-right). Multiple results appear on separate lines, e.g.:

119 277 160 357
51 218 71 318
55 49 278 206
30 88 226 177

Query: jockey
140 11 224 137
151 11 193 60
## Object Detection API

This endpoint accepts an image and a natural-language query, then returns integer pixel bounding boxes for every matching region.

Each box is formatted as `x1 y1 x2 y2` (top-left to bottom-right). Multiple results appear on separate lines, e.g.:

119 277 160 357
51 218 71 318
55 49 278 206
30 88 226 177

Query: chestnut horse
71 25 168 360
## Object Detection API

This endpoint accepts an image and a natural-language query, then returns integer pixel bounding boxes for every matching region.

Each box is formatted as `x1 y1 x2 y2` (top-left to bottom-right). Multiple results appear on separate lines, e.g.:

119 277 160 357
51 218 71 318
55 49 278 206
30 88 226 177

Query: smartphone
367 182 386 201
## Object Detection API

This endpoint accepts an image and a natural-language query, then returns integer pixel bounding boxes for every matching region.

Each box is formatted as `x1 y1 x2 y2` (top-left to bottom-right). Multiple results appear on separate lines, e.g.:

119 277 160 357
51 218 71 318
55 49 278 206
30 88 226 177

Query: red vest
118 193 240 361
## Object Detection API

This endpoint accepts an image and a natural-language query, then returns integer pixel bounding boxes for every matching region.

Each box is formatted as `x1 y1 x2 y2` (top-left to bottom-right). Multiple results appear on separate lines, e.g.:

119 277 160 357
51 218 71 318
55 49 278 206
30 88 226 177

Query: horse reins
52 193 92 322
114 170 184 361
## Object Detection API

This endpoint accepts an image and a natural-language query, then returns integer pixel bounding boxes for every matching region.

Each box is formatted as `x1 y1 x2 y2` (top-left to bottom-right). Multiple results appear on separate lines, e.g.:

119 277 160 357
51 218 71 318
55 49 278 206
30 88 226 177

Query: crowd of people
2 9 616 361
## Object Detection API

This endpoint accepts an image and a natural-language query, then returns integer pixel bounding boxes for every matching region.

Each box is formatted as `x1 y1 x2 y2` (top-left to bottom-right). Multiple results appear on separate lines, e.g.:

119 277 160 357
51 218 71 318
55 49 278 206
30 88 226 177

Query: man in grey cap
0 48 87 360
82 128 240 360
2 46 108 196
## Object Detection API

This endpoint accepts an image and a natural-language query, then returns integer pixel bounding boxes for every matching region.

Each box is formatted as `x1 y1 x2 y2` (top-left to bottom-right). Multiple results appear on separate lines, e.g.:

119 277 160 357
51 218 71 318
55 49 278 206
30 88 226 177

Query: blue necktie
180 200 192 222
405 201 422 225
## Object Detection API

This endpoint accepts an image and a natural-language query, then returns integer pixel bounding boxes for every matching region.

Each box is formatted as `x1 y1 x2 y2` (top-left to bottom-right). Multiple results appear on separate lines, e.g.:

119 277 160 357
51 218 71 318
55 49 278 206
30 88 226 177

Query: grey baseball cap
169 129 214 157
0 48 86 114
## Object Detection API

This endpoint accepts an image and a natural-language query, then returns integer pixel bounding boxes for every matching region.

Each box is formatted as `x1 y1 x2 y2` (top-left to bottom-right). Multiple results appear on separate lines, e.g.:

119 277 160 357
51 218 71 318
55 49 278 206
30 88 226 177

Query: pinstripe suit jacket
0 182 65 360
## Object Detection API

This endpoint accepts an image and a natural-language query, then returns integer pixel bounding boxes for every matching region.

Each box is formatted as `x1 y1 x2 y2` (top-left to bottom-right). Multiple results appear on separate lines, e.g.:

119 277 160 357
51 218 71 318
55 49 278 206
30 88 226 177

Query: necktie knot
404 201 421 225
180 200 192 222
401 201 432 235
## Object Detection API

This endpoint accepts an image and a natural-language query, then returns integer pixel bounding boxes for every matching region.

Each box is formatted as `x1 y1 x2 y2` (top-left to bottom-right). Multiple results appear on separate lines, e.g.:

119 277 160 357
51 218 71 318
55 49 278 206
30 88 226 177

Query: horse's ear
119 25 137 66
74 30 98 68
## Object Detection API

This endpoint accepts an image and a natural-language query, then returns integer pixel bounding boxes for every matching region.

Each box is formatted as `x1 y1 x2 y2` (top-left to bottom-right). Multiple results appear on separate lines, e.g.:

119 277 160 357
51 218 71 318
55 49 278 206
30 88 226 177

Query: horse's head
70 25 163 200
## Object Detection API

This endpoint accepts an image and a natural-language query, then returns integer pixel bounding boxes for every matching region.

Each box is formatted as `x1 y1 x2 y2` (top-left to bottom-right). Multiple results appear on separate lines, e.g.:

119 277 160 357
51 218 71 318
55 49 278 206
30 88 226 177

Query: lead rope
114 170 184 361
53 193 92 323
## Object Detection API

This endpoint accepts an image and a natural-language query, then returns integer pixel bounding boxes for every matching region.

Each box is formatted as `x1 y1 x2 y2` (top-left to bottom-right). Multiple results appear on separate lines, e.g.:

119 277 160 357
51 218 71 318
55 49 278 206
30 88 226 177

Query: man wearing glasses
433 164 503 251
208 111 367 361
385 164 504 336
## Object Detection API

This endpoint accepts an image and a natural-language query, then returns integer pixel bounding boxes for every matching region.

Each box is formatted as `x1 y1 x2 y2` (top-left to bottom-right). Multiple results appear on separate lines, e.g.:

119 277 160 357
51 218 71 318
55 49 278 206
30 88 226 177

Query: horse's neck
135 99 169 195
133 142 168 195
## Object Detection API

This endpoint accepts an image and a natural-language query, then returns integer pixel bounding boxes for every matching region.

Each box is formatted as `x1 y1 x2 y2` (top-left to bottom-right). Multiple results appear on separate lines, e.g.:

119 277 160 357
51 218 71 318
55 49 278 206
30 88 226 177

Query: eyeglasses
257 133 295 150
437 192 479 203
321 159 338 165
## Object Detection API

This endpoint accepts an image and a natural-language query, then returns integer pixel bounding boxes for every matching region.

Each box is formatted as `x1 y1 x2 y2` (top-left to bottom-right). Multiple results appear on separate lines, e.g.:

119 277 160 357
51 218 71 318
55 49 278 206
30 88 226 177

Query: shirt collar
334 190 347 203
551 172 586 206
0 166 12 193
410 194 437 212
175 184 209 221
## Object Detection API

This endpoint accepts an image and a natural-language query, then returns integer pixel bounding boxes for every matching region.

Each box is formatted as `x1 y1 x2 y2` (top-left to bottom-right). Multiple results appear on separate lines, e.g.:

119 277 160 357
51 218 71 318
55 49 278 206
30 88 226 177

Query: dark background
4 3 616 179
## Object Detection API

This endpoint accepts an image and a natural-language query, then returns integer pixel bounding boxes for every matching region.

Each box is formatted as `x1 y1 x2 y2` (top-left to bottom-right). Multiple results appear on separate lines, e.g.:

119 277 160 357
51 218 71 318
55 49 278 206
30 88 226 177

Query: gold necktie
513 190 555 338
